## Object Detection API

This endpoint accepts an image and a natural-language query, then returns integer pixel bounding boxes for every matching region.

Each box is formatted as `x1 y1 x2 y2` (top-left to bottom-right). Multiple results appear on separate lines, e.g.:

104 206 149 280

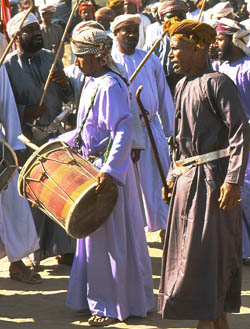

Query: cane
136 86 169 197
34 0 81 126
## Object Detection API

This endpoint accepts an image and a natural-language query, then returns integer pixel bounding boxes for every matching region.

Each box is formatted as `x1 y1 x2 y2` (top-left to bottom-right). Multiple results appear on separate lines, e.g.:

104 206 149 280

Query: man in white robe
0 65 40 284
111 14 176 239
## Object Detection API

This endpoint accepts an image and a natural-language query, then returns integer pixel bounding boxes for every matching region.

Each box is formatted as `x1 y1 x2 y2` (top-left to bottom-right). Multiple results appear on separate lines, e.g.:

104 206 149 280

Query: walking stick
136 85 168 193
129 30 168 84
197 0 206 22
0 2 34 68
34 0 81 125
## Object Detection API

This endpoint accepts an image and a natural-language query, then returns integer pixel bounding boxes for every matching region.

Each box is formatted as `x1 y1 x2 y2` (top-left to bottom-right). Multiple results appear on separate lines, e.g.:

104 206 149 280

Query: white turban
110 14 141 33
39 5 57 16
210 1 234 20
7 11 39 38
216 18 250 56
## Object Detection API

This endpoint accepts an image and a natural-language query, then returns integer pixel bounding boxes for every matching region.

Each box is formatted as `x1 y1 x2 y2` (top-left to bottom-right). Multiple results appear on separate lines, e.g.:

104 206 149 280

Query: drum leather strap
173 148 230 177
73 74 121 161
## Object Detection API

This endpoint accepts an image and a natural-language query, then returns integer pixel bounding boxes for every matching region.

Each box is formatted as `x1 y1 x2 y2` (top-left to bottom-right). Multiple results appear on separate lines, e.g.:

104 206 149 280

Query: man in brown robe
158 18 250 329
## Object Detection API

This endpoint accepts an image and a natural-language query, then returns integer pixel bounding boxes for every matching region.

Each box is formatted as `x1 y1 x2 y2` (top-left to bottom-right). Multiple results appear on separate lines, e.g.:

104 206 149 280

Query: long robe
57 72 154 320
218 56 250 259
0 65 39 262
158 71 250 321
112 48 175 232
40 23 64 60
4 49 75 261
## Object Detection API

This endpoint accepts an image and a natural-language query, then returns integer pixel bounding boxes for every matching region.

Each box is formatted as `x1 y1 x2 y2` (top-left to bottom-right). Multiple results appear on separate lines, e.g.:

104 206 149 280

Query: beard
19 35 43 53
218 42 233 61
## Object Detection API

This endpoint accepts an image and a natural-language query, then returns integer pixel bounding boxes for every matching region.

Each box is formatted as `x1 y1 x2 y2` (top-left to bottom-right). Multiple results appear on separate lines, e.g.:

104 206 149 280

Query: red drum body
0 139 18 192
18 140 118 238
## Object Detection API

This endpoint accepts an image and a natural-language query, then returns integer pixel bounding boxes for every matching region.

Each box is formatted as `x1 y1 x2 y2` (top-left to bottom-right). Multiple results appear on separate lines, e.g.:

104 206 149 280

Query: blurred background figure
78 2 96 22
39 4 64 60
95 7 115 33
106 0 124 17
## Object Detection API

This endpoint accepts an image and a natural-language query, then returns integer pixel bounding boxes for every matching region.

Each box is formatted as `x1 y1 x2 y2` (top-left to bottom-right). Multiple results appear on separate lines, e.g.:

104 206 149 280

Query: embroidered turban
39 4 56 16
7 11 39 37
216 18 250 56
78 2 96 15
163 18 216 47
110 14 141 33
158 0 189 18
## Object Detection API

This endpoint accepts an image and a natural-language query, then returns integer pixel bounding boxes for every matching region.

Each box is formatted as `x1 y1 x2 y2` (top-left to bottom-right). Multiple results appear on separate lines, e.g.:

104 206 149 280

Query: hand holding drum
17 134 119 238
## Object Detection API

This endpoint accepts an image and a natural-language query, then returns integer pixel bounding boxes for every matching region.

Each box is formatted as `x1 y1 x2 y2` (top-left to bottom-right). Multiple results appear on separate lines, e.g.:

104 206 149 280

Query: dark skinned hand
51 70 69 88
24 103 46 119
162 181 175 205
95 172 114 195
131 149 141 163
218 182 241 210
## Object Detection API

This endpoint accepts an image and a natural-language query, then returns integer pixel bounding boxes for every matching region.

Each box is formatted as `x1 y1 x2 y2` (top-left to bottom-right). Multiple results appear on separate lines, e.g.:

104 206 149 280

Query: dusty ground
0 231 250 329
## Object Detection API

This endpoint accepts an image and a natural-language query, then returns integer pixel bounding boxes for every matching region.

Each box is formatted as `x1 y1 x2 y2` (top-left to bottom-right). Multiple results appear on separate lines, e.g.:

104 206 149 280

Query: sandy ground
0 231 250 329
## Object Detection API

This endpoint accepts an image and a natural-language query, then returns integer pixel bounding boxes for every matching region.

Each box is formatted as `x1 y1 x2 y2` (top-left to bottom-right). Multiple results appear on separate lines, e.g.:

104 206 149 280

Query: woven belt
173 148 230 177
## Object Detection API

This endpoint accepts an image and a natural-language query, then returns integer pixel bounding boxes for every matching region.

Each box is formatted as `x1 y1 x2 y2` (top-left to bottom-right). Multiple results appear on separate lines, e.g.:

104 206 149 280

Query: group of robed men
0 2 250 328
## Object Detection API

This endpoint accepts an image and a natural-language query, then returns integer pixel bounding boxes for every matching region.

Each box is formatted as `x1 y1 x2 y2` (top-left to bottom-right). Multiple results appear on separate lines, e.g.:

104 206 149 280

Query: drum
17 140 119 239
0 139 18 192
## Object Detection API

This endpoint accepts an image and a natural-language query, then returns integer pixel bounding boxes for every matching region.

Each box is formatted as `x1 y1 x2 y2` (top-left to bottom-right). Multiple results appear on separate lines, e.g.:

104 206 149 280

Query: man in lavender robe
214 18 250 260
57 23 154 326
158 19 250 329
111 14 175 240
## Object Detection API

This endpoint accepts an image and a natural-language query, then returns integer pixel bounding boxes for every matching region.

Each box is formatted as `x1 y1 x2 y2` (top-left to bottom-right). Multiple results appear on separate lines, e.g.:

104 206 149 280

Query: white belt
173 148 230 177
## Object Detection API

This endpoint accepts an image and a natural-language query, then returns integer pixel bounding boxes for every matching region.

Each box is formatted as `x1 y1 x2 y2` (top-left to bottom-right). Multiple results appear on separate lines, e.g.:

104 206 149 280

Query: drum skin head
66 182 119 239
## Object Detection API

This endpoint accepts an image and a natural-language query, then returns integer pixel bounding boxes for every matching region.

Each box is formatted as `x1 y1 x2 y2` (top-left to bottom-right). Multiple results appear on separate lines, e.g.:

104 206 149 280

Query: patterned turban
39 4 56 16
163 18 216 47
7 11 39 37
78 2 96 15
216 18 250 56
110 14 141 33
71 23 121 75
209 1 233 20
124 0 141 13
158 0 189 18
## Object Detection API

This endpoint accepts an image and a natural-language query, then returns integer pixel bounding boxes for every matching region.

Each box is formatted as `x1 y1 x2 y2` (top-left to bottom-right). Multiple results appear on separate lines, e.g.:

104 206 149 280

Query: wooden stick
0 4 34 68
37 0 81 111
129 30 168 84
136 85 168 191
18 134 39 151
197 0 206 22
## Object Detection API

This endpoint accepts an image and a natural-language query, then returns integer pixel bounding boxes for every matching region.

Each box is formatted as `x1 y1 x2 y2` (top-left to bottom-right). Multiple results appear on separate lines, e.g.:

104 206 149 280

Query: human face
80 8 95 22
215 33 232 61
124 2 137 14
115 24 139 54
74 53 100 77
18 22 43 54
42 12 54 25
169 35 196 76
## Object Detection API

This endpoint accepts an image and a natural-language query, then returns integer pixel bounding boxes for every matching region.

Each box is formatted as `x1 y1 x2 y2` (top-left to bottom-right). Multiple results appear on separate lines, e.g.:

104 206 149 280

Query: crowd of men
0 0 250 328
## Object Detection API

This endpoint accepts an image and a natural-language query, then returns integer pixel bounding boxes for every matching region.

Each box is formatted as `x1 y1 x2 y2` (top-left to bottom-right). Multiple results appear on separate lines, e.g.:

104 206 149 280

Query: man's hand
51 70 69 88
162 181 175 205
218 182 241 210
131 149 141 163
95 172 114 195
24 104 45 119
